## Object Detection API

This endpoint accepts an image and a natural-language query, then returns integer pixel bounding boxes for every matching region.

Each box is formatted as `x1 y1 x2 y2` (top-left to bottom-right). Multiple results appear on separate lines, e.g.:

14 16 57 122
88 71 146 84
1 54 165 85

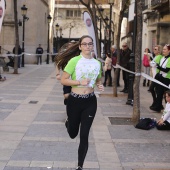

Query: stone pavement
0 63 170 170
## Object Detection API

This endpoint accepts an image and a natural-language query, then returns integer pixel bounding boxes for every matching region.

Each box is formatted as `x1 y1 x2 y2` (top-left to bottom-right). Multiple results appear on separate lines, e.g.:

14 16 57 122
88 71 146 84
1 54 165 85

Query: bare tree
113 0 130 97
132 0 144 123
79 0 101 58
13 0 19 74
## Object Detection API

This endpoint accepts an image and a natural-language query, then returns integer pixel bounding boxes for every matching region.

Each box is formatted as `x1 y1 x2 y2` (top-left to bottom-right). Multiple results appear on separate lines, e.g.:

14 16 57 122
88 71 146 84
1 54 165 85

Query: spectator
36 44 44 65
119 42 132 93
111 45 120 86
142 48 152 87
13 45 22 68
149 45 163 110
156 90 170 130
103 53 112 87
151 44 170 112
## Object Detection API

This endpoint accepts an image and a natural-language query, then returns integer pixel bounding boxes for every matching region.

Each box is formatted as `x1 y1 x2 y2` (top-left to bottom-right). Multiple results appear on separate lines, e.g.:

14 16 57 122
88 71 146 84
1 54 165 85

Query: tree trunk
132 0 144 123
13 0 19 74
113 11 124 97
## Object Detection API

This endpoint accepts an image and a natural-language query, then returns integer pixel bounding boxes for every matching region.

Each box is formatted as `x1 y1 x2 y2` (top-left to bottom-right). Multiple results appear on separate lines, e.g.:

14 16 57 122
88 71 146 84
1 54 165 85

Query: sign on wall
0 0 5 33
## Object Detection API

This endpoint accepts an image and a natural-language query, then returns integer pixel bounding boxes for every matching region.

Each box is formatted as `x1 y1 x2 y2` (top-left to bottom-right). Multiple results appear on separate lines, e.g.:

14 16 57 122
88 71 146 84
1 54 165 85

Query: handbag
142 55 150 67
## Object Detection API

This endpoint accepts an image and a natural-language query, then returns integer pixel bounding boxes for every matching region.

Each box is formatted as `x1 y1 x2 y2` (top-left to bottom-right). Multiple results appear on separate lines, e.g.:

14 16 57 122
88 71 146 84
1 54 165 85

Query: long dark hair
55 35 93 70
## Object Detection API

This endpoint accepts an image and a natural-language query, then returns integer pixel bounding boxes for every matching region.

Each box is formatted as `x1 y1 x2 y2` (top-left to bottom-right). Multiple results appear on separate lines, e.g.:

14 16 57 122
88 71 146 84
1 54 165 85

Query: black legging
156 121 170 130
104 69 112 85
155 77 170 109
66 92 97 167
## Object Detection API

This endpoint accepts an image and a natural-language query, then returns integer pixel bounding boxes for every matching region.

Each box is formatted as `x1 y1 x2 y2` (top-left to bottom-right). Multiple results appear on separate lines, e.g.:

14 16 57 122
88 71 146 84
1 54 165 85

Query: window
145 0 148 6
66 10 81 19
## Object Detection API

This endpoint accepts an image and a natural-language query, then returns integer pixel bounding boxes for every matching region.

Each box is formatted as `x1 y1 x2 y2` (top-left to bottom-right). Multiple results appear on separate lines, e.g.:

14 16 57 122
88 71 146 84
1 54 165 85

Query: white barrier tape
0 52 58 57
141 72 170 89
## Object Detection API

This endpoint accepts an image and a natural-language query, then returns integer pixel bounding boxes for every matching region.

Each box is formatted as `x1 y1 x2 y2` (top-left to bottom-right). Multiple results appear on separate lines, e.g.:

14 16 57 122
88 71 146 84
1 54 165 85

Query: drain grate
109 117 134 125
29 101 38 104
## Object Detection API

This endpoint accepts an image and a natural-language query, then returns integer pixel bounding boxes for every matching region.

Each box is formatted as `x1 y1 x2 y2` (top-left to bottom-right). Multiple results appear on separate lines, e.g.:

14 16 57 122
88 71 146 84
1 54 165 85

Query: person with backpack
142 48 152 87
103 53 112 87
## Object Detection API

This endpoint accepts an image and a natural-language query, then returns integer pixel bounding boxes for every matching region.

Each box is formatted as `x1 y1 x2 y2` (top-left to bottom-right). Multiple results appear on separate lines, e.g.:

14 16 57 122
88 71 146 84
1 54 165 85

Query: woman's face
79 37 93 56
145 48 149 53
162 45 170 56
165 93 170 103
153 46 159 55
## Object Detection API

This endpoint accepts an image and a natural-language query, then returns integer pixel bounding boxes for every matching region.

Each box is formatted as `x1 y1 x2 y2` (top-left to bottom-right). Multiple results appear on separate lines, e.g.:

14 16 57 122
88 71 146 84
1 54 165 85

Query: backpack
142 55 150 67
135 118 156 130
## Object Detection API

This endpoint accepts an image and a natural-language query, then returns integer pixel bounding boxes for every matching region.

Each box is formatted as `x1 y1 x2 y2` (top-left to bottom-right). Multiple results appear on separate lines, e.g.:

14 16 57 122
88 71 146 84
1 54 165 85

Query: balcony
151 0 169 8
151 0 169 15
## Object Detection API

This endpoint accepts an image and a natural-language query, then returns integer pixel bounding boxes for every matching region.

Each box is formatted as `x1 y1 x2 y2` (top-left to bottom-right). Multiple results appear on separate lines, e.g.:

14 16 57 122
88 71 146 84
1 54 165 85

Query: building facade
142 0 170 54
54 0 121 54
0 0 55 64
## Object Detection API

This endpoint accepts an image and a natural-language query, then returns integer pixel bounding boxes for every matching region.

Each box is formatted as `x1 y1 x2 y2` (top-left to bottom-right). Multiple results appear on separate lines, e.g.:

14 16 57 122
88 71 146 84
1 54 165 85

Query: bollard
126 53 135 106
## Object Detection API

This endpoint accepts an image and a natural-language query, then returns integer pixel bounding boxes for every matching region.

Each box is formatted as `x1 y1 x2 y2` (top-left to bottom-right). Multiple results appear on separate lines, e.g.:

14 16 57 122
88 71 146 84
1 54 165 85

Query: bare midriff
72 87 94 95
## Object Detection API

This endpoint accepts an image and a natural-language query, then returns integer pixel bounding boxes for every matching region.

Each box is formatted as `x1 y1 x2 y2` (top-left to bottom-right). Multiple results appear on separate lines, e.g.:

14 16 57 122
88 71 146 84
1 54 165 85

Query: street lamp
21 4 28 67
108 0 114 52
55 23 59 51
46 14 52 64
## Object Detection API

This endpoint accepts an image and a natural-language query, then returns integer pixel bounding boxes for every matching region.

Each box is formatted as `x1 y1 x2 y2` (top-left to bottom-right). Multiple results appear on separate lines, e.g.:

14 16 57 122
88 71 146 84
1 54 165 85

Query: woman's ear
79 45 81 50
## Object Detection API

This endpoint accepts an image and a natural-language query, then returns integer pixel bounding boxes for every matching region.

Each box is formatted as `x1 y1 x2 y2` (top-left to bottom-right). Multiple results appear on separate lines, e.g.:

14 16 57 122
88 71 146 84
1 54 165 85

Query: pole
46 23 49 64
109 3 113 53
21 16 25 67
99 18 102 53
126 0 137 106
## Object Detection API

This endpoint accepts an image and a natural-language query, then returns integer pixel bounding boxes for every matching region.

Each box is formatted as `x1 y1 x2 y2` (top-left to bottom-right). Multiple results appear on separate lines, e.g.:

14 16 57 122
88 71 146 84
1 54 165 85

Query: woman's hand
96 83 104 91
157 118 164 125
80 79 91 86
56 74 61 80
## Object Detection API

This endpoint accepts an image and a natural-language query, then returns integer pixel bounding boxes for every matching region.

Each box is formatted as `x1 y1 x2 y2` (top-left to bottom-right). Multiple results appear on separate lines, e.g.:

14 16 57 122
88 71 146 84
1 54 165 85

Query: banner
0 0 5 33
83 11 97 58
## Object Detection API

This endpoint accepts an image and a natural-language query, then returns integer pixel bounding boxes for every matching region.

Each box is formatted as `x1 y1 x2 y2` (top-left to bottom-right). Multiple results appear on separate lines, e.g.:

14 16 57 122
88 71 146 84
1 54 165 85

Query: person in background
36 44 44 65
111 45 120 86
13 45 22 68
142 48 152 87
149 45 163 110
60 35 104 170
156 90 170 130
151 44 170 112
103 53 112 87
119 42 132 93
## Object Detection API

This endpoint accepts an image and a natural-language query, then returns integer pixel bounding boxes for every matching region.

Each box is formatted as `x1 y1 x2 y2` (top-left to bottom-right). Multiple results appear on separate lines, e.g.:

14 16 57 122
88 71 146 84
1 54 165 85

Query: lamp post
21 4 28 67
108 0 114 52
126 0 137 106
55 23 59 51
59 27 62 49
46 14 52 64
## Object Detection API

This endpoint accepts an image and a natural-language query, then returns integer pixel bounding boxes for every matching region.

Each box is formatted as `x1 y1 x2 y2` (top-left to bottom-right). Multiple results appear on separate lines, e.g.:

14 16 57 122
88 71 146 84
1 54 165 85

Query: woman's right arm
61 72 80 86
56 67 61 80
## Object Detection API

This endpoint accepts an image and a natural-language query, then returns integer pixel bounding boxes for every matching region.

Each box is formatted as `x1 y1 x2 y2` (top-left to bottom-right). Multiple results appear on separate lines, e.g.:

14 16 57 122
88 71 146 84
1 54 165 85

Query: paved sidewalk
0 64 170 170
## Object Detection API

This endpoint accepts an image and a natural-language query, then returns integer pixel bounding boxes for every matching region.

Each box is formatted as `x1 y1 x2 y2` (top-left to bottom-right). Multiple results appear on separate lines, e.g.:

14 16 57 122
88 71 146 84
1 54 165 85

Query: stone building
54 0 121 55
142 0 170 54
0 0 55 64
